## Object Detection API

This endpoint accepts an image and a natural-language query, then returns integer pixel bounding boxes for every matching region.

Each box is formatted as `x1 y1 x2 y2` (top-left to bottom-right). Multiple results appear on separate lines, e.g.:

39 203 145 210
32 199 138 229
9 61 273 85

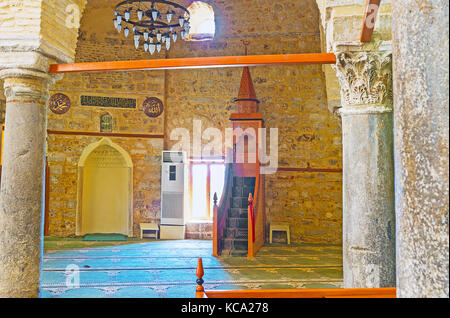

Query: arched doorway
76 138 133 236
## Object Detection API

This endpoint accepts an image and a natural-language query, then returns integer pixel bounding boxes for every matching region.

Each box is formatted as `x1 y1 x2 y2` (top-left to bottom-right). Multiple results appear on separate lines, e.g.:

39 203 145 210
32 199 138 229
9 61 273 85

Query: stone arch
76 138 133 236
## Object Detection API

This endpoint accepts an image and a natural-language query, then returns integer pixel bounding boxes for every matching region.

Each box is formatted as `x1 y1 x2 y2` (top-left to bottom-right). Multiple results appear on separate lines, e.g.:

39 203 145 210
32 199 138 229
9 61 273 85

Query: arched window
100 113 113 133
186 2 215 41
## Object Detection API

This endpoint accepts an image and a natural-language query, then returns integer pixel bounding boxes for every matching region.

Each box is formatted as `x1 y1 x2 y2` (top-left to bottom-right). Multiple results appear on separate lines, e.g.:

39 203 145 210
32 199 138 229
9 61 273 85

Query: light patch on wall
186 1 215 41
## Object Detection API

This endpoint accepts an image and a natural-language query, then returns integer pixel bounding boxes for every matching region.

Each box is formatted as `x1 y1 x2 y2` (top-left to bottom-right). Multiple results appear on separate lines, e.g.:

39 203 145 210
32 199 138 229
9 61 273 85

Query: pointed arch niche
76 138 133 236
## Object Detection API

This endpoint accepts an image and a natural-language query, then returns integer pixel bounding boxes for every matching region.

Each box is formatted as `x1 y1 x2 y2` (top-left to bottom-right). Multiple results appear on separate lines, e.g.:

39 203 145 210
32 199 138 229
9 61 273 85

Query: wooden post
195 258 205 298
44 159 50 237
360 0 381 42
247 193 254 258
212 193 219 257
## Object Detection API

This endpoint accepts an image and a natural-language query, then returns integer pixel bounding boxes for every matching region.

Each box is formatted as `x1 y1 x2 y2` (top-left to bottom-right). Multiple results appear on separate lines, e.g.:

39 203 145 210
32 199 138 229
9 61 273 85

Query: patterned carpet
40 239 343 298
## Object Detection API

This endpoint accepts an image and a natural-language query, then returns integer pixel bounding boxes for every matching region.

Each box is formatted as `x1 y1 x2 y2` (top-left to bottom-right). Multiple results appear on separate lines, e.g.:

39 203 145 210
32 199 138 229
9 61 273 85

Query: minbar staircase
221 177 255 256
213 64 266 258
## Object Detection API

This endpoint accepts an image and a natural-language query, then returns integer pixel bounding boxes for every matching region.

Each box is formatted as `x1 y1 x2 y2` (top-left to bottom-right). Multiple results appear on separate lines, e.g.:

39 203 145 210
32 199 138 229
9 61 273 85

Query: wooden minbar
212 46 266 257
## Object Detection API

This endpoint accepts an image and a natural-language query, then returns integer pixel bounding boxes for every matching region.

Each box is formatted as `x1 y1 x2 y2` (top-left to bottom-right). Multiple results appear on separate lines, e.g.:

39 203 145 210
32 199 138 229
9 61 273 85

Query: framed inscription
143 97 164 118
49 93 71 115
81 95 137 109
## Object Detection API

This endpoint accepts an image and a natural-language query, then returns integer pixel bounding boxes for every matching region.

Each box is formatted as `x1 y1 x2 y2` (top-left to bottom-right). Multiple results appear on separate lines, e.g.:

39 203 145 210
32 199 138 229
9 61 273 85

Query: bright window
190 161 225 221
192 164 208 220
186 2 215 41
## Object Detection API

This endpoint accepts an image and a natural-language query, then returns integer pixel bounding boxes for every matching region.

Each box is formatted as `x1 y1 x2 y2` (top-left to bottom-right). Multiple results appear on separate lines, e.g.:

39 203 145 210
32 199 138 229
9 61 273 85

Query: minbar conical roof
234 66 260 113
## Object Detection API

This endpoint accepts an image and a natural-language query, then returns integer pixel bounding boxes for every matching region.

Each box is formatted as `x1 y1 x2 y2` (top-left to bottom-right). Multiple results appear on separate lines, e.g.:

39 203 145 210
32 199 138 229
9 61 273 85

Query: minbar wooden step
232 186 254 198
220 249 248 257
231 197 249 209
229 208 248 218
223 238 248 251
227 217 248 229
225 227 248 239
232 177 256 187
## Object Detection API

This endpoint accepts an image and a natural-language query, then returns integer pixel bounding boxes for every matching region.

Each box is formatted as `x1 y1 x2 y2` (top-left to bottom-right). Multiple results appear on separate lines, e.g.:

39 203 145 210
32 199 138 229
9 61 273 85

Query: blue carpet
41 240 343 298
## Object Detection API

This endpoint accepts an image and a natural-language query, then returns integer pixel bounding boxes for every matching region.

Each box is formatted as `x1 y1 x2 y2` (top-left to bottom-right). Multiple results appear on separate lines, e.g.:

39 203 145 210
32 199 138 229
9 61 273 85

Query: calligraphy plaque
81 95 137 109
49 93 71 115
143 97 164 118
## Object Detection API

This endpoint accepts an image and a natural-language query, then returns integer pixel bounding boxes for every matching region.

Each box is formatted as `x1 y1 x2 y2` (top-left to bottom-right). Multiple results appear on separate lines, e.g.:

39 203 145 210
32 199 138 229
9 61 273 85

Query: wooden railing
195 258 396 298
247 167 265 258
213 150 234 256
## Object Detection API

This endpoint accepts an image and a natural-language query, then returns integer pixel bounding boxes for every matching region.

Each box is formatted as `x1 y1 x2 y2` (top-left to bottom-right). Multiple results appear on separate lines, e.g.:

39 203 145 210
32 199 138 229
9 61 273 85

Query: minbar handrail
195 257 396 298
248 150 264 258
213 148 234 256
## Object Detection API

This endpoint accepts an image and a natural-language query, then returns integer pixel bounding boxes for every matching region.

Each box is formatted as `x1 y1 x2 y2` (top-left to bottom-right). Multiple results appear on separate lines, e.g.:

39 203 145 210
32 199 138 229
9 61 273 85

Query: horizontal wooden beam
47 130 164 139
360 0 381 42
49 53 336 73
204 287 396 298
277 167 343 174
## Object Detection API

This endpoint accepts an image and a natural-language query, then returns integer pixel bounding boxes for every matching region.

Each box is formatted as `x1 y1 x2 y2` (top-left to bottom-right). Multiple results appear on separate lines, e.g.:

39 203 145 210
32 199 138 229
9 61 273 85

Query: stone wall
165 0 342 244
47 135 162 236
0 0 87 63
46 0 342 243
47 0 165 237
0 0 43 52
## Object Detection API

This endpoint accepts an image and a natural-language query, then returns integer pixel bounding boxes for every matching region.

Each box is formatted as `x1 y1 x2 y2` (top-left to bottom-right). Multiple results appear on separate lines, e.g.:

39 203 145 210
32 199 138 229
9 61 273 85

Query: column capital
0 51 62 102
339 104 393 116
0 68 56 103
333 51 393 109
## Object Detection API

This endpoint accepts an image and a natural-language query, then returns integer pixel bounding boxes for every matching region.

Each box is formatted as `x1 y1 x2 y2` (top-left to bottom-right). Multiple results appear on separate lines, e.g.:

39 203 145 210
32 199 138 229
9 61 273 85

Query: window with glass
190 160 225 221
100 113 113 133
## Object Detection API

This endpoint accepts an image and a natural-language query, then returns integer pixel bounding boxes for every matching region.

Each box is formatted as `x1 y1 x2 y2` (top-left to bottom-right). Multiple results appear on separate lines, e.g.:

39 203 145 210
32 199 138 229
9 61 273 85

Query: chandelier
113 0 191 55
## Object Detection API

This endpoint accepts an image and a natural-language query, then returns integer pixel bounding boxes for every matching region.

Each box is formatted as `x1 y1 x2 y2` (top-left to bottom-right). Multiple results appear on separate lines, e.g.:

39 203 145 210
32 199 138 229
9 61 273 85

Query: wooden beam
49 53 337 73
278 167 343 173
44 159 50 237
360 0 381 42
204 288 397 298
47 130 164 139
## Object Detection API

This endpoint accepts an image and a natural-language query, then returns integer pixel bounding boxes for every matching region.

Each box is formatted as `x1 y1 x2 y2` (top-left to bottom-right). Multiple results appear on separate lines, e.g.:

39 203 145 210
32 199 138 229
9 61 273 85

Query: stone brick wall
0 0 42 52
0 0 87 63
165 0 343 244
44 0 342 243
47 135 162 236
186 222 213 240
46 0 165 237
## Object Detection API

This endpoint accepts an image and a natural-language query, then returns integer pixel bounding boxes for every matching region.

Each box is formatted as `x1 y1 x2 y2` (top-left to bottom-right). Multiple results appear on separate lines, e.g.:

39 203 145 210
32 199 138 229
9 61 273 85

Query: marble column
0 69 51 297
335 51 396 288
392 0 449 298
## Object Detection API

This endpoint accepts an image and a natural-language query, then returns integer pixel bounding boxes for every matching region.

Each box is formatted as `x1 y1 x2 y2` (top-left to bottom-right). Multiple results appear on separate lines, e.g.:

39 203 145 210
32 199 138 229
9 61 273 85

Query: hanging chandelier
113 0 191 55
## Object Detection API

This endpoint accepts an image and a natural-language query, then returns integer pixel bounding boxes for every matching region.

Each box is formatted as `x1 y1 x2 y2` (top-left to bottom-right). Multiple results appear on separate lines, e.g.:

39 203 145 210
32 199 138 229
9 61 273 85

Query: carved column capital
0 51 62 103
0 68 53 103
333 51 393 109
